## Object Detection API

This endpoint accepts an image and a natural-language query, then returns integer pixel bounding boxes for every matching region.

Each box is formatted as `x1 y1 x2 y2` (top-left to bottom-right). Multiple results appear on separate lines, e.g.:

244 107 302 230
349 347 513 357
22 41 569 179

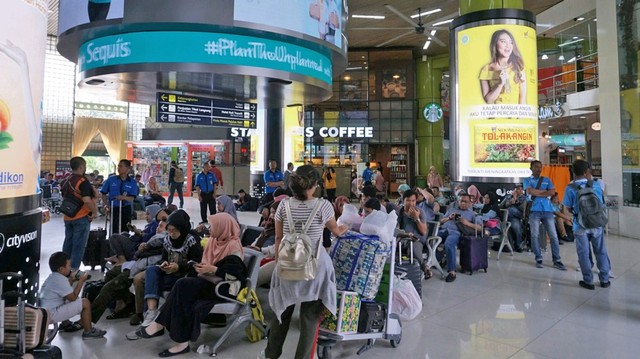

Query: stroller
41 184 62 214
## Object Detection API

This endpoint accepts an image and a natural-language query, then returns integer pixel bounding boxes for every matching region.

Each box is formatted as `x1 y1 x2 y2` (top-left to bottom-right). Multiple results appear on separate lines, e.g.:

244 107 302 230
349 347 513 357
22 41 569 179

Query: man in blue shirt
362 162 373 186
499 184 527 252
563 160 610 290
263 159 284 200
439 193 482 283
195 161 218 223
523 160 567 270
397 189 431 279
101 159 139 235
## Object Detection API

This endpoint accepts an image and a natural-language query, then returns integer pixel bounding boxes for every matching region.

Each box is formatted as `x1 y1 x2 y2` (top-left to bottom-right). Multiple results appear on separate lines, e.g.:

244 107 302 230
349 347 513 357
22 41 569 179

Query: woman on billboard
479 29 526 104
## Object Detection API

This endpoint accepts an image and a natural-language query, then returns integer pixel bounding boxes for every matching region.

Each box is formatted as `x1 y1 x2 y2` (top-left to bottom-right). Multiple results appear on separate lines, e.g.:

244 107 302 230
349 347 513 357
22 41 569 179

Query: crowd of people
42 156 611 357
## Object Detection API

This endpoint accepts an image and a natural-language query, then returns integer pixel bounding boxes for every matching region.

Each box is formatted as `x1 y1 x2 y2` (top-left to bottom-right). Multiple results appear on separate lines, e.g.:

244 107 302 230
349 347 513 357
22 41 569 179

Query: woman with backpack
259 165 348 359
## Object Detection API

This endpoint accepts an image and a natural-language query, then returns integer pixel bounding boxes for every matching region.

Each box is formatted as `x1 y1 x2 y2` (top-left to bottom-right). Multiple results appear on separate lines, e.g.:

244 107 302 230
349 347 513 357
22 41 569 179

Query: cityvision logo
0 230 38 254
0 171 25 186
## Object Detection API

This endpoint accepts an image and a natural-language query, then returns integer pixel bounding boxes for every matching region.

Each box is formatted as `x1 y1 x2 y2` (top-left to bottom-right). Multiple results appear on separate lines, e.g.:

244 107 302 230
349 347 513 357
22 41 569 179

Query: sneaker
82 327 107 339
553 261 567 271
142 309 159 327
601 281 611 288
445 272 456 283
579 281 595 290
536 260 543 268
608 270 615 278
257 350 271 359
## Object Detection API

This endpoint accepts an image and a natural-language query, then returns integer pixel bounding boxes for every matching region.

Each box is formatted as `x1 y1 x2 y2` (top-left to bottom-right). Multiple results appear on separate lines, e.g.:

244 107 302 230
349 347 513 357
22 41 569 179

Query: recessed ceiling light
429 30 437 36
423 40 431 50
541 54 549 60
352 15 385 19
573 36 579 39
577 17 585 21
410 8 441 18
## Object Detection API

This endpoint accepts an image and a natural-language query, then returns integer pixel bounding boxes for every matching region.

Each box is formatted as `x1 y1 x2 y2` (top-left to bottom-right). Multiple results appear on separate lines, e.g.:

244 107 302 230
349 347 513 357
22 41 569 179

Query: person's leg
542 213 562 264
133 271 146 315
509 217 523 250
265 304 295 359
199 197 208 223
444 232 461 273
144 265 164 310
208 193 217 215
70 217 91 270
574 229 594 285
121 206 133 231
62 220 74 259
294 300 324 359
528 212 543 263
79 298 93 331
589 228 610 284
167 183 175 205
176 183 184 208
108 234 131 263
555 216 567 238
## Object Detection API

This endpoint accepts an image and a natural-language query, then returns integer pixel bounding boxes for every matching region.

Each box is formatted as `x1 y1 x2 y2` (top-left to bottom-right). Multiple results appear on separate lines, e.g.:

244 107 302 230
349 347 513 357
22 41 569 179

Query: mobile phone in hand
187 260 198 266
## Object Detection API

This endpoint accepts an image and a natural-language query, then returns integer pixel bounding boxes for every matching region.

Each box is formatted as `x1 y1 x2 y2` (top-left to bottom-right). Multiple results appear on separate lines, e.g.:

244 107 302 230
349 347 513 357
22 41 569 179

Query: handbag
59 176 85 217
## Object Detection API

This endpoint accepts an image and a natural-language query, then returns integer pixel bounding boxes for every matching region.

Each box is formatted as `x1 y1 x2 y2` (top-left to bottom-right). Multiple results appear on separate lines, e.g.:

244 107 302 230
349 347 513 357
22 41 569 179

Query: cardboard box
320 290 360 334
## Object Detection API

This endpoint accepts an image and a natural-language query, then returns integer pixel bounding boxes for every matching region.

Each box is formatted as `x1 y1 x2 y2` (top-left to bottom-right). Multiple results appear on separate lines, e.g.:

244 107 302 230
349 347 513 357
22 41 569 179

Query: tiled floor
39 197 640 359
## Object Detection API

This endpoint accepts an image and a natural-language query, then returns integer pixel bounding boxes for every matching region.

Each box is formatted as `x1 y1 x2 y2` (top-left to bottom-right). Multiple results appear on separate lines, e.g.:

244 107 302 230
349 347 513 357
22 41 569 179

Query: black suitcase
459 235 489 275
83 228 110 270
394 239 422 297
357 301 386 333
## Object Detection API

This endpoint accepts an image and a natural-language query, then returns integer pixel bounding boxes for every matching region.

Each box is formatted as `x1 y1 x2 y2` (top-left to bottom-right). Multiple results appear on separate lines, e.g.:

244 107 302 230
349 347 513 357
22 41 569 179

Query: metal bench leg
426 236 444 277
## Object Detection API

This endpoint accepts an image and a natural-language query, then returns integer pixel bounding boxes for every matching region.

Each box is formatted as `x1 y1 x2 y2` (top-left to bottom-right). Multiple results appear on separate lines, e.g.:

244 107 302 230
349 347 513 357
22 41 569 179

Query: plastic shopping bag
391 274 422 321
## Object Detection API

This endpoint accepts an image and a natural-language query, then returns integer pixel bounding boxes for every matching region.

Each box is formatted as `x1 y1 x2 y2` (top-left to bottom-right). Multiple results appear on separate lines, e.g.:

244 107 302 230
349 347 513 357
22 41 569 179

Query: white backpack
277 199 323 281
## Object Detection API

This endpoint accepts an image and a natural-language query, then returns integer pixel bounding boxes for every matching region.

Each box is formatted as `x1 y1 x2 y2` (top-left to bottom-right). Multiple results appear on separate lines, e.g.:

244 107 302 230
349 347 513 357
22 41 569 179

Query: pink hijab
467 185 483 205
203 213 243 265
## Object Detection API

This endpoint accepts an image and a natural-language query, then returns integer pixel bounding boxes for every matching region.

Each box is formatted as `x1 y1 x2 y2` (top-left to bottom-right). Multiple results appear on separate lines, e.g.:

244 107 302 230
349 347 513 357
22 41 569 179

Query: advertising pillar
450 9 538 194
0 0 47 304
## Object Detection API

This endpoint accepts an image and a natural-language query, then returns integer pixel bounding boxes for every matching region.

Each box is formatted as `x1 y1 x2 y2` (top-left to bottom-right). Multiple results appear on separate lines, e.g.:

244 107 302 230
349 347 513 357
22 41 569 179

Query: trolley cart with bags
0 272 62 358
316 237 402 358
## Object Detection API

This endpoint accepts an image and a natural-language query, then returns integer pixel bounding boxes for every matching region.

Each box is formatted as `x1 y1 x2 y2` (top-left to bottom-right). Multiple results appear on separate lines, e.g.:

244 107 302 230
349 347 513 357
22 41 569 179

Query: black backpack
569 180 608 229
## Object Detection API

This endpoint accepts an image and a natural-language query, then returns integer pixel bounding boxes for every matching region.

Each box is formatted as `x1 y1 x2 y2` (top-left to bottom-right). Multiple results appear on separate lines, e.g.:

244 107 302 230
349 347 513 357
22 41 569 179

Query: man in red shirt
209 159 223 192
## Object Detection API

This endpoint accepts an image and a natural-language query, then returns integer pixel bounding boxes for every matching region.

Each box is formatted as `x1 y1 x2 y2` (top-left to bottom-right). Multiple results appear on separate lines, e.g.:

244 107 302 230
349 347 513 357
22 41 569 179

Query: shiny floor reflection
39 198 640 359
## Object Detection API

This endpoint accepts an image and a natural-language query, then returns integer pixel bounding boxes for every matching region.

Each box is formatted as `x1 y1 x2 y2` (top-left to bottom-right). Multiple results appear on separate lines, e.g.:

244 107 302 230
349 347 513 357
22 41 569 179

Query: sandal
134 326 165 339
424 269 433 280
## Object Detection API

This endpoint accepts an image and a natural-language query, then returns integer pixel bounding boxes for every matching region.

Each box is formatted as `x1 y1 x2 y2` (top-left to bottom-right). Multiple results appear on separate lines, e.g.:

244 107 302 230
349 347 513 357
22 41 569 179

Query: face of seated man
457 195 472 211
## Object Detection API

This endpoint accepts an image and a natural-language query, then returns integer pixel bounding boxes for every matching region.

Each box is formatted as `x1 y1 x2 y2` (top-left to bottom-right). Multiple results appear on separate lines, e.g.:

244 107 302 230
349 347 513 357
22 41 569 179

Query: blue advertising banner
78 31 333 85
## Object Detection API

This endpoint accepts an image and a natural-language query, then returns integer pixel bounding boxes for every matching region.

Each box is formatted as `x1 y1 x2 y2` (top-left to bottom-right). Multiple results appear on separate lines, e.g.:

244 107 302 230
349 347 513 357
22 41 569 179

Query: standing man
167 160 185 209
263 159 284 201
209 159 224 193
563 160 610 290
195 161 217 223
283 162 294 189
524 160 567 270
101 159 139 235
61 156 99 270
362 162 373 187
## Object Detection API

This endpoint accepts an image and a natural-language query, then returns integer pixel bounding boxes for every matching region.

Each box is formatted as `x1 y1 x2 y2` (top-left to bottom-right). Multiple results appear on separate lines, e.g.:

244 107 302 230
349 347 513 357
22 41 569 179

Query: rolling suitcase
393 239 422 298
1 272 61 358
458 227 489 275
83 228 109 271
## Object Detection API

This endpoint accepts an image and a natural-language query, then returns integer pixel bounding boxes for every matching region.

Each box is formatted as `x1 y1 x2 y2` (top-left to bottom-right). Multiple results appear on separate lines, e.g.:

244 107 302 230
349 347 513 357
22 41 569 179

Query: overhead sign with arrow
156 92 257 129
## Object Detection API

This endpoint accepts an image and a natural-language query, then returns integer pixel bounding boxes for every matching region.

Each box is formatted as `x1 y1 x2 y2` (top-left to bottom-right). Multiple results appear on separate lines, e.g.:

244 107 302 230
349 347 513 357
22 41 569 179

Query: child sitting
39 251 107 339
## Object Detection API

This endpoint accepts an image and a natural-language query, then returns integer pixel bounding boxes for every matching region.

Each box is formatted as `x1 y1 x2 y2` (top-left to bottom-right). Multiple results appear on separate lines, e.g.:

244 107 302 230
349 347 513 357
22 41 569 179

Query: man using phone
397 189 431 279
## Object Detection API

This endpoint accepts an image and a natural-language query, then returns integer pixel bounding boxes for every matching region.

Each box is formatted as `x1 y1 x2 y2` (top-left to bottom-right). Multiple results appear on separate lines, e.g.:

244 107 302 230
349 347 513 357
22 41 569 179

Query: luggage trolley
316 237 402 358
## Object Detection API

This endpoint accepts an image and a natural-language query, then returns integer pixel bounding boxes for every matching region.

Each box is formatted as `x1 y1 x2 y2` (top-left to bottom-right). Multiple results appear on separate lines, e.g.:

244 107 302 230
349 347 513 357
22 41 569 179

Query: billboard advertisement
58 0 126 36
234 0 344 49
456 24 538 178
0 1 46 200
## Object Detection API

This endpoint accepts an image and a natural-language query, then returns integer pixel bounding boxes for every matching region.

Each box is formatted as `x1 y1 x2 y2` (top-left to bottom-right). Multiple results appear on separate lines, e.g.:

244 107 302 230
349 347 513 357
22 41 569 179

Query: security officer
195 161 218 223
101 159 139 234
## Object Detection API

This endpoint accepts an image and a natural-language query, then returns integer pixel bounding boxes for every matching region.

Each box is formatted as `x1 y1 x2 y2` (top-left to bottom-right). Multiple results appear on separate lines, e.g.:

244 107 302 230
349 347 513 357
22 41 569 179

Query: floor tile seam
508 347 556 359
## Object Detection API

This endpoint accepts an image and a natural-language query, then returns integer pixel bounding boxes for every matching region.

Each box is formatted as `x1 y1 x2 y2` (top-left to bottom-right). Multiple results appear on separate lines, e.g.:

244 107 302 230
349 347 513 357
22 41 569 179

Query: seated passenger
129 210 203 328
480 192 501 236
415 187 440 221
397 189 432 280
396 184 411 207
107 204 163 265
129 213 247 359
235 189 252 211
378 195 399 214
439 194 482 283
216 195 239 224
431 186 449 206
363 197 381 217
40 252 106 338
551 193 573 243
499 184 527 252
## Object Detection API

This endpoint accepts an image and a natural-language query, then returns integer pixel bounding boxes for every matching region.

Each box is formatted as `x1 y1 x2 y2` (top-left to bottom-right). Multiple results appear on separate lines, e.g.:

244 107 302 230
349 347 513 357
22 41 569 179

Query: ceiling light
392 74 400 79
591 121 601 131
430 30 437 36
352 15 385 19
579 116 586 119
593 18 597 22
345 67 362 71
423 40 431 50
558 38 584 47
573 36 579 39
432 19 454 26
410 8 442 18
558 55 565 61
344 76 351 80
567 56 576 63
576 17 585 21
541 54 549 60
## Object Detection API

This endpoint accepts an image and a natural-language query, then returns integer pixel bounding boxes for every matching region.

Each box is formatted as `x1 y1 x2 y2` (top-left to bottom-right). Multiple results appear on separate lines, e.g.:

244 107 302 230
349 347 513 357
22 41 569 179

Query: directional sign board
156 92 257 129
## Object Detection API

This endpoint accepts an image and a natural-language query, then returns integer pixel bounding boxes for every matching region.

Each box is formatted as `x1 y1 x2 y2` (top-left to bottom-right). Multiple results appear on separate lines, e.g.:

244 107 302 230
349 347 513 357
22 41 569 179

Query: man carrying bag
60 156 99 270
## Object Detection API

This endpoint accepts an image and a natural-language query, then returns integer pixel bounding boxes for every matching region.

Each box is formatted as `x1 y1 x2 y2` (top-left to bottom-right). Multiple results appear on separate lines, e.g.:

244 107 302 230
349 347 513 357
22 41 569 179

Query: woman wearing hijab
259 165 348 359
216 195 239 223
127 210 203 336
481 192 501 236
132 213 247 358
427 166 443 189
